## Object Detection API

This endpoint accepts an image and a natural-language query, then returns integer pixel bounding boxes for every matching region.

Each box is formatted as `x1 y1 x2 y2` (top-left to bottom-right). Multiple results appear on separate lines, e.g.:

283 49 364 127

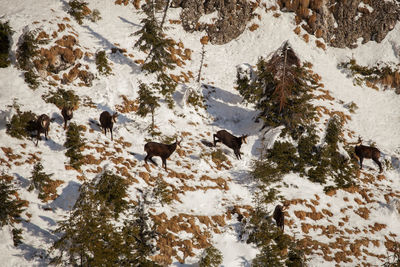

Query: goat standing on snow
213 130 247 160
35 114 50 146
61 106 73 130
99 111 118 141
144 138 181 171
273 204 286 231
354 137 383 173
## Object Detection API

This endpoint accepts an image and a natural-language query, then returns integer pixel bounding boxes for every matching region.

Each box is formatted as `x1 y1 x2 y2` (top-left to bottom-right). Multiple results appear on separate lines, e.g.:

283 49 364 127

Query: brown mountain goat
273 204 285 231
99 111 118 141
61 106 73 130
144 139 181 171
35 114 50 146
354 138 383 173
213 130 247 160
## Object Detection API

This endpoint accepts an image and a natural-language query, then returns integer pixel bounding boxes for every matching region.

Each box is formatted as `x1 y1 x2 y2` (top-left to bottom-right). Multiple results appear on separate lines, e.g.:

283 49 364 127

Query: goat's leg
110 128 113 141
359 157 363 169
45 129 48 140
148 156 158 166
373 158 383 173
213 134 219 147
162 158 167 171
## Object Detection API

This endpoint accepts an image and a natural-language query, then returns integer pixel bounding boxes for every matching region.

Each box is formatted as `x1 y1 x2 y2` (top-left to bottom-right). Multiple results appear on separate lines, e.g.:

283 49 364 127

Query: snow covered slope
1 0 400 266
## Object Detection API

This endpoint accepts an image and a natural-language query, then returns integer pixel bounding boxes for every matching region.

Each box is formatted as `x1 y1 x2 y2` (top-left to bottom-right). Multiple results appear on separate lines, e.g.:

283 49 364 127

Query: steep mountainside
1 0 400 266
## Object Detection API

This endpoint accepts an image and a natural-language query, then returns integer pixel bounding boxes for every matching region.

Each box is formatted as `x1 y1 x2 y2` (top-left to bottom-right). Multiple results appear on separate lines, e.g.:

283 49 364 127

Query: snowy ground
1 0 400 266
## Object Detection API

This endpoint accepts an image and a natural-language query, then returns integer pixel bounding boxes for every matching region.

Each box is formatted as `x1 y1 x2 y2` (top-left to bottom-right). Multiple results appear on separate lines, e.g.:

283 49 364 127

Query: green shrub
28 162 54 200
64 123 85 170
383 239 400 267
24 69 40 89
16 30 39 71
95 50 112 75
153 179 173 206
199 245 223 267
12 228 23 247
6 109 37 139
186 89 205 110
0 21 13 68
94 170 128 218
43 88 80 109
90 9 101 22
68 0 89 25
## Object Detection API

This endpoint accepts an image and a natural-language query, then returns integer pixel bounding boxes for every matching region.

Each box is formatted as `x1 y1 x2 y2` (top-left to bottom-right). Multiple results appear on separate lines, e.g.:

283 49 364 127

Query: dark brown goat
354 138 383 173
35 114 50 146
144 139 181 171
273 204 285 231
213 130 247 160
61 106 73 130
99 111 118 141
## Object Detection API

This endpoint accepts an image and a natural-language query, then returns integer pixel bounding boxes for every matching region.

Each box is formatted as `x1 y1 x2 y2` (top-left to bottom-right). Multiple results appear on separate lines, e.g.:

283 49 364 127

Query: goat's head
112 112 118 123
357 136 363 146
241 135 248 144
176 137 183 148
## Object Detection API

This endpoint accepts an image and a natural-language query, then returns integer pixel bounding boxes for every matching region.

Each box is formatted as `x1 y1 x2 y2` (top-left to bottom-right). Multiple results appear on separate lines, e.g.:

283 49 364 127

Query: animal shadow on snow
201 139 214 148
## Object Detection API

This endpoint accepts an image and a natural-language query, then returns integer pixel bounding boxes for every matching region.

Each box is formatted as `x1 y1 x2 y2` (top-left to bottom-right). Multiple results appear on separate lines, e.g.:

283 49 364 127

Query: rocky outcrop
171 0 256 45
278 0 400 48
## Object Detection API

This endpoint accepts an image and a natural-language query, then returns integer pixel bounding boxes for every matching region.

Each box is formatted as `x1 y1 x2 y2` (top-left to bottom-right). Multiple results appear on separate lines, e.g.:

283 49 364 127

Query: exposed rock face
278 0 400 48
171 0 255 45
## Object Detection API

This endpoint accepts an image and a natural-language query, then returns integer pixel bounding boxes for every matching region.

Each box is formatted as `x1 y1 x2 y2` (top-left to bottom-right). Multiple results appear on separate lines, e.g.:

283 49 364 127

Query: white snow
1 0 400 266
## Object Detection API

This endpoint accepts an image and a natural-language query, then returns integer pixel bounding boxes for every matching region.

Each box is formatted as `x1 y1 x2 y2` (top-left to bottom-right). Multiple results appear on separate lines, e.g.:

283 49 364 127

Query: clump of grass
211 149 228 165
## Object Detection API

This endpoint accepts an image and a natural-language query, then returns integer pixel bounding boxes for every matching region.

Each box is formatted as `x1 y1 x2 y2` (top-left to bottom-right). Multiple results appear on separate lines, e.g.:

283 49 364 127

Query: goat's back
216 130 239 148
355 145 381 159
145 142 173 158
99 111 111 127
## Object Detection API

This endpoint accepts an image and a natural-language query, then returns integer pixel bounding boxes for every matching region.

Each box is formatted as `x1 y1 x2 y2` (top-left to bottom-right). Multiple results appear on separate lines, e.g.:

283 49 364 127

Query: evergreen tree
137 81 160 134
94 170 129 219
0 21 13 68
198 245 223 267
16 29 40 89
28 162 55 201
0 177 25 227
50 183 122 266
134 0 177 108
95 50 112 76
118 203 160 266
64 122 85 170
236 41 316 138
68 0 89 25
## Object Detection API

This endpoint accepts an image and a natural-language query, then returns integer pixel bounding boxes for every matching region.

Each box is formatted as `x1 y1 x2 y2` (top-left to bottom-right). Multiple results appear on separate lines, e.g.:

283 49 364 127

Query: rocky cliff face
171 0 256 45
278 0 400 48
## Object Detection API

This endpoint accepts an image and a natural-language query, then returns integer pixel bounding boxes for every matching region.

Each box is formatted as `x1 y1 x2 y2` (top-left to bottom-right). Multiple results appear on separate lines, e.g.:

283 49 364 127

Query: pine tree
28 162 54 200
199 245 223 267
119 203 160 266
137 81 160 134
94 170 129 219
0 21 13 68
64 122 85 170
236 41 316 138
134 0 177 108
0 177 25 227
50 183 122 266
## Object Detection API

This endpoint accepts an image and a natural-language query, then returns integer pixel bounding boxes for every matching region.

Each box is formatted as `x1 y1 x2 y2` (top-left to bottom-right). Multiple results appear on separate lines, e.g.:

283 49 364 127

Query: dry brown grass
316 39 326 50
249 23 259 32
